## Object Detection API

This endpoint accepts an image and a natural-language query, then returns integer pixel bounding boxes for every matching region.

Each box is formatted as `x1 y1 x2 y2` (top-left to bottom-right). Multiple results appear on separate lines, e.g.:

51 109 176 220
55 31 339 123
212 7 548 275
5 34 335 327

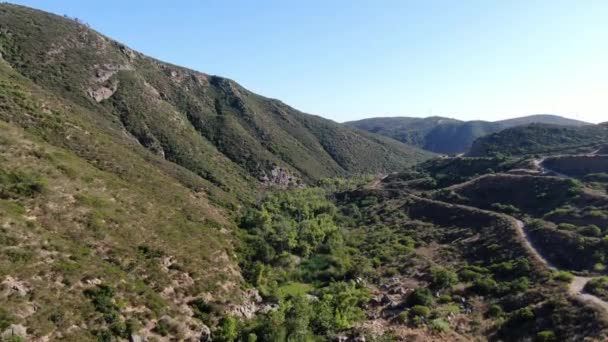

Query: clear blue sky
10 0 608 123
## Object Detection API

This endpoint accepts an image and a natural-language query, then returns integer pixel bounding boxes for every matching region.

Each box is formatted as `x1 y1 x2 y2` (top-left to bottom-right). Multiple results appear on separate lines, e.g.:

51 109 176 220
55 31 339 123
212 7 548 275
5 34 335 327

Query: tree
216 316 238 342
286 295 312 341
430 266 458 289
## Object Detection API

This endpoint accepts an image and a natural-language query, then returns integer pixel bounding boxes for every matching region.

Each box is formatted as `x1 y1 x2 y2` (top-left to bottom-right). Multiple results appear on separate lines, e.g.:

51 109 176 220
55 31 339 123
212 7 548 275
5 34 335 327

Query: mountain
345 114 590 154
468 123 608 156
2 3 607 342
495 114 589 127
0 4 430 192
0 3 431 340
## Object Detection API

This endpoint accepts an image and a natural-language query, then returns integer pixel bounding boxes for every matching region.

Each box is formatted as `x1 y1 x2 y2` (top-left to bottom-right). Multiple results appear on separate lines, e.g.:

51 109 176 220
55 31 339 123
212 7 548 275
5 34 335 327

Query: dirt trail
512 219 557 270
513 216 608 313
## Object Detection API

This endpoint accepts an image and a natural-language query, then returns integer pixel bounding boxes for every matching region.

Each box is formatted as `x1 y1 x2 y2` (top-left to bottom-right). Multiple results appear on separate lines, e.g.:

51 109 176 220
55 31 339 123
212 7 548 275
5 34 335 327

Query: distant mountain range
468 123 608 157
346 114 590 154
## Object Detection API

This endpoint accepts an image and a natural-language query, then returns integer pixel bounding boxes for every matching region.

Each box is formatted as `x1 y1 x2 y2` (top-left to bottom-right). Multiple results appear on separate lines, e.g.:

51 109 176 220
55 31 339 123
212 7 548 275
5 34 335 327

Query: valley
0 3 607 342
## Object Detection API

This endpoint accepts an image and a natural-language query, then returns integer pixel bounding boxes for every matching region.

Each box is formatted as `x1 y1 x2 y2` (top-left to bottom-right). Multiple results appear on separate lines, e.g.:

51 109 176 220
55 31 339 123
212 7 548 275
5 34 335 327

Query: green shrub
472 277 497 295
410 305 431 319
396 312 409 324
487 304 503 317
215 316 239 342
557 223 576 231
438 294 452 303
580 225 602 237
459 269 481 282
552 271 574 282
428 318 450 333
536 330 556 342
430 266 458 289
0 308 13 331
512 307 535 323
0 169 45 199
408 288 433 306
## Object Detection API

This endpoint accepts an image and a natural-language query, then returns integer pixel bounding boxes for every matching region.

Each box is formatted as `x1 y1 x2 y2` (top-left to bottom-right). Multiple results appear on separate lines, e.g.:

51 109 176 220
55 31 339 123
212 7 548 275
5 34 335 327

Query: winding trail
510 163 608 313
368 158 608 314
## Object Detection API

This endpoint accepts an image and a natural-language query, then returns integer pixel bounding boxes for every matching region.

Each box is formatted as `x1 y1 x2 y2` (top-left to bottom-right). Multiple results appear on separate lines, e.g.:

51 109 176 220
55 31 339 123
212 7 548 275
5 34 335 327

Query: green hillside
0 3 430 191
1 3 608 341
468 124 608 157
0 3 432 340
346 115 590 154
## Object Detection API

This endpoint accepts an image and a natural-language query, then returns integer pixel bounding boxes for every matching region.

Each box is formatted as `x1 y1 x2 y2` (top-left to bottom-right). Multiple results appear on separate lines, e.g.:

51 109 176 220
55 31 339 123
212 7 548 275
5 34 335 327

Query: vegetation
0 2 607 342
469 123 608 157
346 115 587 154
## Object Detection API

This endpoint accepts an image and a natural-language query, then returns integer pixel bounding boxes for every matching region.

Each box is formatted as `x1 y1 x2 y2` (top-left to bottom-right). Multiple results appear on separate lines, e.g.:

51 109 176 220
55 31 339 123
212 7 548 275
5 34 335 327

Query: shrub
536 330 556 342
509 277 530 292
428 318 450 333
472 277 497 295
430 266 458 289
0 169 45 199
396 312 409 324
410 305 431 319
0 308 13 331
438 294 452 303
552 271 574 282
408 288 433 306
487 304 503 318
580 225 602 237
215 316 238 342
557 223 576 231
459 269 481 282
512 307 535 323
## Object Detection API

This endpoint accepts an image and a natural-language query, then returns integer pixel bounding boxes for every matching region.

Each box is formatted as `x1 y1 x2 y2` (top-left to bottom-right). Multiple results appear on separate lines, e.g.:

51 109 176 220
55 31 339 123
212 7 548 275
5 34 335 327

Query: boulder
200 324 212 342
1 324 27 339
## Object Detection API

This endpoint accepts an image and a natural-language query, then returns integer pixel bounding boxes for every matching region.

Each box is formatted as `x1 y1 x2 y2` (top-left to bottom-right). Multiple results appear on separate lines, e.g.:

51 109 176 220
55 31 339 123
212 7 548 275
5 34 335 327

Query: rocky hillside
346 115 589 154
0 3 432 341
0 4 430 192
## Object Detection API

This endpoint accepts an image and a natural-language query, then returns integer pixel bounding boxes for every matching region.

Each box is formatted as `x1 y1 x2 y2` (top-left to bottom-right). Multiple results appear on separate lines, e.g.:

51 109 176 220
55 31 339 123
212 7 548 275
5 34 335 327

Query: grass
276 282 314 298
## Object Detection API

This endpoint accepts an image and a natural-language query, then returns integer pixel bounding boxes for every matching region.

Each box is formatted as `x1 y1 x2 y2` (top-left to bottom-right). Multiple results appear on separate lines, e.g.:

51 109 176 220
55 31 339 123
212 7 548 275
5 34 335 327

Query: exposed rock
1 324 27 339
86 63 132 102
82 276 102 285
261 166 301 188
88 82 118 102
200 324 212 342
225 288 263 318
154 315 208 342
130 334 147 342
1 276 31 297
258 303 280 314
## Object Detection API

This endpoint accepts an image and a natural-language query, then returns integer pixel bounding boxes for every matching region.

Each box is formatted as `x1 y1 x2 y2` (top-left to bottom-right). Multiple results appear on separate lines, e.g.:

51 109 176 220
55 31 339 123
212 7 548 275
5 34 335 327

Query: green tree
286 295 312 341
430 266 458 289
216 316 238 342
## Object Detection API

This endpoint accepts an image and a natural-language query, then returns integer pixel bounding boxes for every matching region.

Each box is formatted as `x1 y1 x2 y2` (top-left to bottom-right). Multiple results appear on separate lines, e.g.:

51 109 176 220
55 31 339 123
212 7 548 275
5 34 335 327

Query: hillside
0 3 430 192
0 3 432 341
468 124 608 157
346 115 590 154
1 3 608 341
495 114 589 127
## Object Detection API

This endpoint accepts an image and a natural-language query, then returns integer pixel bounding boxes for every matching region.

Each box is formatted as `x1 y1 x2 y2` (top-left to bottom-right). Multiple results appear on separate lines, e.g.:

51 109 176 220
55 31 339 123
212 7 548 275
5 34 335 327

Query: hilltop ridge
346 114 590 154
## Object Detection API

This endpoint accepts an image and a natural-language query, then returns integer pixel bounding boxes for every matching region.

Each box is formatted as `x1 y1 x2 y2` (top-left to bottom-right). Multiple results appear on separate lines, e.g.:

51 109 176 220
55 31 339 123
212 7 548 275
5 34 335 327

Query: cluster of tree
236 188 370 339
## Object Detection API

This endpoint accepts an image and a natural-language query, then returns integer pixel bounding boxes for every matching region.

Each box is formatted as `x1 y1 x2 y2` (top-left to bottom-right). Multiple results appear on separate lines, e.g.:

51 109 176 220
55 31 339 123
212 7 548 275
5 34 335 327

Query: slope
0 59 248 340
468 124 608 157
346 115 590 154
0 3 430 189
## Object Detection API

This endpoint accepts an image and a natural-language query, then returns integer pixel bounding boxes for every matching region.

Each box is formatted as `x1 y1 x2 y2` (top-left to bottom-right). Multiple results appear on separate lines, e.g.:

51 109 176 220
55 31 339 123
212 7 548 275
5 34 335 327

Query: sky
10 0 608 123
